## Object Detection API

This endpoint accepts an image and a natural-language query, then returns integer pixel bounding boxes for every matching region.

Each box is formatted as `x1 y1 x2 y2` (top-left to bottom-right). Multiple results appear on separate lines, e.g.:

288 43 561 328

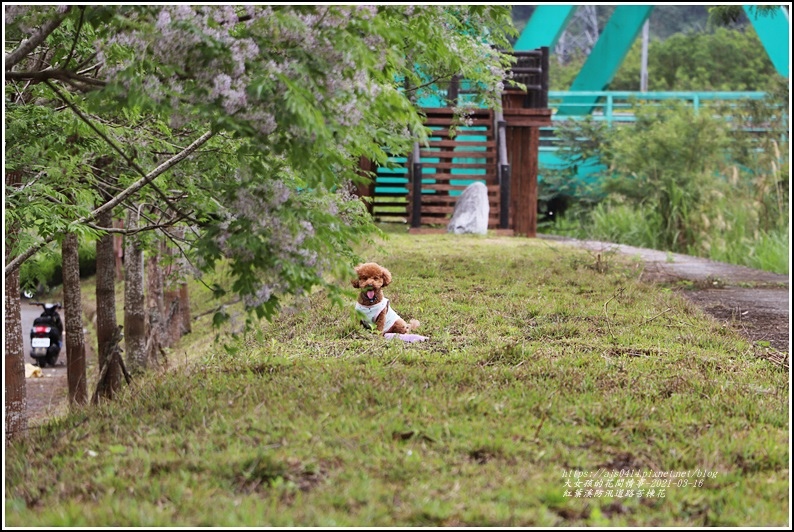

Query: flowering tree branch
5 5 518 320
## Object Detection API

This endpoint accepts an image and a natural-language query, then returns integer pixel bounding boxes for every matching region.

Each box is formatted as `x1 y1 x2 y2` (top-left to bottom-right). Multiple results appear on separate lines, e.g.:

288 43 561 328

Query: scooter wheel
35 358 48 368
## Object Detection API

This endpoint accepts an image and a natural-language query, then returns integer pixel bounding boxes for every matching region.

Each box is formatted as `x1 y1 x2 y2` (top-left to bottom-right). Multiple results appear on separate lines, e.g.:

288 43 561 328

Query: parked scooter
29 302 63 368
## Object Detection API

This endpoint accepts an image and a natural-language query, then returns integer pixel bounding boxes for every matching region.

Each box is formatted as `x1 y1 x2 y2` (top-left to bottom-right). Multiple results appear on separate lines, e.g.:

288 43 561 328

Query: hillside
512 5 747 44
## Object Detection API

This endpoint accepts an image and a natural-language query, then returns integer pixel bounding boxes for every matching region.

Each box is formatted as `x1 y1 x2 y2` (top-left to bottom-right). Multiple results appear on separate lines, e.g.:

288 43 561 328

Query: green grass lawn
4 232 789 526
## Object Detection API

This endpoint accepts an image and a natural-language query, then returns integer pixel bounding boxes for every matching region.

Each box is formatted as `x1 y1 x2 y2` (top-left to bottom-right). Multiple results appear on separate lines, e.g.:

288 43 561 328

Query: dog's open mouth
363 289 376 302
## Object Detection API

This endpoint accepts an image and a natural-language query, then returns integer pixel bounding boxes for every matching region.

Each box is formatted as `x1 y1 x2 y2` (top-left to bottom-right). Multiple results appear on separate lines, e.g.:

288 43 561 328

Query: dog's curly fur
352 262 420 334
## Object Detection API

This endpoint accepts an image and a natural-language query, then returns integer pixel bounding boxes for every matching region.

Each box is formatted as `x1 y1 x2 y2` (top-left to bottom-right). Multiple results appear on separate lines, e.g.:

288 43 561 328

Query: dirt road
22 301 74 424
540 235 790 353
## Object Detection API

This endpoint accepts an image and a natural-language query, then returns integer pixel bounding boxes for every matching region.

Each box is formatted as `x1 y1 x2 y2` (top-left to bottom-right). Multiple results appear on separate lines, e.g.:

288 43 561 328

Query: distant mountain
511 5 750 44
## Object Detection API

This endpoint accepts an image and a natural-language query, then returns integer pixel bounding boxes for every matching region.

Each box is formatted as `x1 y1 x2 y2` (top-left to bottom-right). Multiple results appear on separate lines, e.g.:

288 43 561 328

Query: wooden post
499 162 511 230
495 110 510 230
410 143 422 229
447 75 460 106
502 93 551 237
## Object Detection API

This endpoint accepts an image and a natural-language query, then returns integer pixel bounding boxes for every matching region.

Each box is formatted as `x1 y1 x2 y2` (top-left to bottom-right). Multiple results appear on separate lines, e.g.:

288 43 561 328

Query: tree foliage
611 26 779 91
707 5 785 26
547 24 781 92
5 5 517 321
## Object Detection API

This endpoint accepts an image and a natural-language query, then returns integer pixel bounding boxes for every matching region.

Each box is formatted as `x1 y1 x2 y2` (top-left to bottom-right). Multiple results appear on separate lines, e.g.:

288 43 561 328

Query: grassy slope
4 233 789 527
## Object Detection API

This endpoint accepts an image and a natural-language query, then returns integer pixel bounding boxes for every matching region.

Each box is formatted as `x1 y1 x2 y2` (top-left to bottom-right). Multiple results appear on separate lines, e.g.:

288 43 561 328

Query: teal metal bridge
540 90 776 186
523 4 788 185
370 6 789 222
515 5 789 106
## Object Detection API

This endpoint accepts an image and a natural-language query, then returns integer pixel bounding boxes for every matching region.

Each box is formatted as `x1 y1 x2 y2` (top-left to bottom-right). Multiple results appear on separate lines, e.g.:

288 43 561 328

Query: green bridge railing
539 90 782 186
547 90 769 124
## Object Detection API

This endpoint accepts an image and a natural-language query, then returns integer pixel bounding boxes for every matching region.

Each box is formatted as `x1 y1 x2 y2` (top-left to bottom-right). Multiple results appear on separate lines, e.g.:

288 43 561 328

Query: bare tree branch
85 220 188 235
7 69 106 89
75 57 101 75
140 181 200 225
157 228 216 292
5 130 215 276
5 7 73 70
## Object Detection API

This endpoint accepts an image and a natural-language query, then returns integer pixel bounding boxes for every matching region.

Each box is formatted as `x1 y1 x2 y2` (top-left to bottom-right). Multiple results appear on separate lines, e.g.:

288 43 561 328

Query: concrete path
538 235 790 353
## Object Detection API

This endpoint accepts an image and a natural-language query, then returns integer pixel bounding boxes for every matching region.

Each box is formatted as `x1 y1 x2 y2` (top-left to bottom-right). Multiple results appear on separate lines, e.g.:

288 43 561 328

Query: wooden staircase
364 48 551 234
408 108 507 231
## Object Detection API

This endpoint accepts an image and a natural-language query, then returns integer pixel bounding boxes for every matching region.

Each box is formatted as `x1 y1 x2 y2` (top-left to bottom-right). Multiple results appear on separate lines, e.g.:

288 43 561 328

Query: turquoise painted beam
556 5 654 116
513 5 577 51
745 5 789 78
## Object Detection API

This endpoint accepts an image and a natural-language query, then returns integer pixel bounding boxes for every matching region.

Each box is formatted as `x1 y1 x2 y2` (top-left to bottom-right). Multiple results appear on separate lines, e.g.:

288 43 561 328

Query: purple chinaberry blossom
244 284 274 309
97 4 511 147
356 5 378 20
156 9 171 29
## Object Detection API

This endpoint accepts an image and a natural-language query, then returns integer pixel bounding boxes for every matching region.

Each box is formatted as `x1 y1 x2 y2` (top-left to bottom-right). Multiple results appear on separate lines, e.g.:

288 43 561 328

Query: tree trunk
145 240 167 366
113 218 125 281
163 289 181 346
5 265 27 442
179 282 192 337
124 209 147 374
62 232 87 405
93 207 122 402
5 170 27 441
163 226 191 346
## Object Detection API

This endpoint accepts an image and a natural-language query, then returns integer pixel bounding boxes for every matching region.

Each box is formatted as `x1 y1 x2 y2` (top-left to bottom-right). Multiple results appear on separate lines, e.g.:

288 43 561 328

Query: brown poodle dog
352 262 420 334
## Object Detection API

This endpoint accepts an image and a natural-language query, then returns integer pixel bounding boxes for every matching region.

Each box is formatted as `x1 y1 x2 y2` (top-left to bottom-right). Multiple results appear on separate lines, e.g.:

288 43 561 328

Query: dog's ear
380 266 392 287
351 264 362 288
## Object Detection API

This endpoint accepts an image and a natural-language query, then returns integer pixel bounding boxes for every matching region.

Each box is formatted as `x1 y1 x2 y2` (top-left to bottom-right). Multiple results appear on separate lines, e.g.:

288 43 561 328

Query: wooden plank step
423 117 494 127
420 195 500 204
419 160 495 167
425 124 492 132
419 183 499 192
374 211 409 217
414 217 503 225
412 194 498 203
373 189 408 195
418 206 501 214
414 173 496 187
419 205 500 214
422 107 493 117
419 203 501 212
419 186 499 194
425 130 493 139
373 201 409 208
372 195 408 201
418 151 496 160
427 140 496 148
418 161 495 169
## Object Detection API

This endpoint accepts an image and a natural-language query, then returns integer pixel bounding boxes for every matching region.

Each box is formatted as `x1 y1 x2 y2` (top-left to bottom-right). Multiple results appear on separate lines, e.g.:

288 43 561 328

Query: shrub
540 97 789 274
19 238 97 294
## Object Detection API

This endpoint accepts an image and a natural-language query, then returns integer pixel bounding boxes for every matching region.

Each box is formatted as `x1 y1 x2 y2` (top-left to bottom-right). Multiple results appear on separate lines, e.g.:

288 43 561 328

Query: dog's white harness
356 298 400 331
